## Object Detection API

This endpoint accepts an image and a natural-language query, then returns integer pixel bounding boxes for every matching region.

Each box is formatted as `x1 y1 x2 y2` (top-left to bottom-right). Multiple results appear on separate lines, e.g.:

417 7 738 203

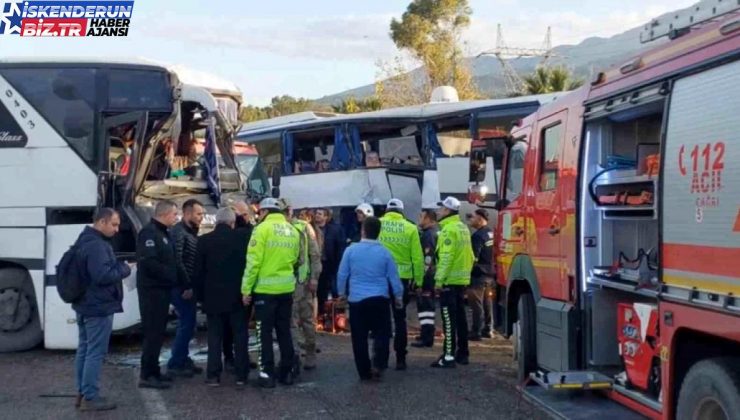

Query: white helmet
386 198 404 210
258 197 281 210
355 203 374 217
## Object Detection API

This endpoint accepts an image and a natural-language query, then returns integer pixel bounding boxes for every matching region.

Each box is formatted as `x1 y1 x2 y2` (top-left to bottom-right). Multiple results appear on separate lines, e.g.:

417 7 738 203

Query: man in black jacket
314 208 346 319
136 200 184 389
194 208 250 387
467 209 495 340
167 199 205 377
72 208 132 411
411 208 439 348
221 201 255 371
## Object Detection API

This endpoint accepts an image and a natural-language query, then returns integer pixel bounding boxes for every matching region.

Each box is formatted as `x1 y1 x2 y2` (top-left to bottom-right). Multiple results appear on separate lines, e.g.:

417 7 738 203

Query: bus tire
515 292 536 383
676 357 740 420
0 268 43 352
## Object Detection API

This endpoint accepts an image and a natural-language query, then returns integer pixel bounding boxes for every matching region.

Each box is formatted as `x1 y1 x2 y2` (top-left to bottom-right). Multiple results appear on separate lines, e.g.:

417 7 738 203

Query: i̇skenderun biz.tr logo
0 1 133 37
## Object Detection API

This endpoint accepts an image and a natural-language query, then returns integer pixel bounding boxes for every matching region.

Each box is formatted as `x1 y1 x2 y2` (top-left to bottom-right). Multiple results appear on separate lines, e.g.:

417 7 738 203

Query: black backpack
56 243 87 304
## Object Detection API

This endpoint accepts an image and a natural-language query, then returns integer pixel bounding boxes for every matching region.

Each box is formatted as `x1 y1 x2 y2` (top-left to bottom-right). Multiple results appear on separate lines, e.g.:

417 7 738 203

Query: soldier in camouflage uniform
280 199 323 370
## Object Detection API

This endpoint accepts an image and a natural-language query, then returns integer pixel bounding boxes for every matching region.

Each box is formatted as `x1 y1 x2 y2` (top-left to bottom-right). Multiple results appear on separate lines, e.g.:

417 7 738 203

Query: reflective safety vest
293 220 310 283
434 214 474 287
241 213 300 295
379 211 424 286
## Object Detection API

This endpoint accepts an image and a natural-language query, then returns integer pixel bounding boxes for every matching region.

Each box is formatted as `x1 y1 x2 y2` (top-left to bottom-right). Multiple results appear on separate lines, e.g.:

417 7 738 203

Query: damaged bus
236 93 562 235
0 58 258 351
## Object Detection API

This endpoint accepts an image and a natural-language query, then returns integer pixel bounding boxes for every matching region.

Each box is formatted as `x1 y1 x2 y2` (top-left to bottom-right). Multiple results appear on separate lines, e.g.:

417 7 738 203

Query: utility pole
478 24 556 96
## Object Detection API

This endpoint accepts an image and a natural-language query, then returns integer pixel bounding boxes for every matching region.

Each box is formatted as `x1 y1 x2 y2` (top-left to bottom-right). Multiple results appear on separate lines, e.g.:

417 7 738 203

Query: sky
0 0 698 106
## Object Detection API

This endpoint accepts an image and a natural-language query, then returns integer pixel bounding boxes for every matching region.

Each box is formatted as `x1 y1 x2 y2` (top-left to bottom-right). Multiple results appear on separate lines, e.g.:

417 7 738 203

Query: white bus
236 93 562 229
0 58 256 351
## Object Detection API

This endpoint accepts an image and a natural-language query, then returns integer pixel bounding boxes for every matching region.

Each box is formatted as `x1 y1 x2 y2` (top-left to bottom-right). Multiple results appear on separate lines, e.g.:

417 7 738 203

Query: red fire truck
472 4 740 419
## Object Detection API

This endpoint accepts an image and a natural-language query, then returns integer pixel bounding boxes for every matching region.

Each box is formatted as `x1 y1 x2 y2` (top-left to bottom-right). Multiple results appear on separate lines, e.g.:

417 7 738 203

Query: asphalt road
0 323 548 419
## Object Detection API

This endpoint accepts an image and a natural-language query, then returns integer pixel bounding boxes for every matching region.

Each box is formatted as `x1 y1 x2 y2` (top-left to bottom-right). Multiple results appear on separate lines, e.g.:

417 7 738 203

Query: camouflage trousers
292 281 317 367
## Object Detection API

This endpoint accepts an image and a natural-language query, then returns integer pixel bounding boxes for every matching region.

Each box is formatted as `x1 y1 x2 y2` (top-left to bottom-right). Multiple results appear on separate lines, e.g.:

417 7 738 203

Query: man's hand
182 289 193 300
394 297 404 310
308 281 318 294
242 295 252 306
421 290 432 298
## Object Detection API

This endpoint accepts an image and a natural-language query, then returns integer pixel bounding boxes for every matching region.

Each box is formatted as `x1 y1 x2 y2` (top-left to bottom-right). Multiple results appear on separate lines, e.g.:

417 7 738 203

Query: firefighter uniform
241 204 302 387
432 199 474 368
291 218 322 369
378 199 424 369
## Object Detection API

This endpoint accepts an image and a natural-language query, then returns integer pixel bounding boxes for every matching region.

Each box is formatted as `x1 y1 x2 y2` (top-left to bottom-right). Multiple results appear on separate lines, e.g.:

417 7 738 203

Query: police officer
467 209 495 340
241 198 302 388
350 203 374 243
378 198 424 370
137 200 185 389
411 208 439 348
280 199 322 371
431 197 474 368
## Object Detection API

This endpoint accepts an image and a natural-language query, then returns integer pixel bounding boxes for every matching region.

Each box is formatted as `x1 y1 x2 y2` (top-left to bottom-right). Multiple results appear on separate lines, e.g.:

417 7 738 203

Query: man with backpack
66 208 132 411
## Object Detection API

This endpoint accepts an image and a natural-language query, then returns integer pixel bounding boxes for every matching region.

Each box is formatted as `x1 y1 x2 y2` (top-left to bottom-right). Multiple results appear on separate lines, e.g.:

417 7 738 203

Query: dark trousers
317 271 335 316
138 287 170 380
254 293 295 377
391 279 410 361
168 287 197 369
207 307 249 381
222 318 234 362
440 285 469 360
467 278 494 336
417 275 436 345
349 296 392 379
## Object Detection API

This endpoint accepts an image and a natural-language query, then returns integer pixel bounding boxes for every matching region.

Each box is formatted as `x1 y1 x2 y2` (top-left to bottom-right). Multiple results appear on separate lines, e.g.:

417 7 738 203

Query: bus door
101 111 148 252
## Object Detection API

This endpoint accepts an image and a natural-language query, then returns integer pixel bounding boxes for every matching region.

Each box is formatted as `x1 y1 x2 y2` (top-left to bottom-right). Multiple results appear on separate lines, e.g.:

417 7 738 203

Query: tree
239 95 320 123
268 95 314 116
388 0 481 101
331 96 384 114
522 66 584 95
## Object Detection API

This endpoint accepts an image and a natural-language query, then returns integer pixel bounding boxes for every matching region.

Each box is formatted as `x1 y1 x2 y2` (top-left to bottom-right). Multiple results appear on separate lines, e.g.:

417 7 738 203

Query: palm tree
522 66 584 95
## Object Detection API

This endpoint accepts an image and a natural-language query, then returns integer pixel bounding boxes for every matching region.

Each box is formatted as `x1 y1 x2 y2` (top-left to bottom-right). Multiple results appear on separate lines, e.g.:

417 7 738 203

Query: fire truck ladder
640 0 740 43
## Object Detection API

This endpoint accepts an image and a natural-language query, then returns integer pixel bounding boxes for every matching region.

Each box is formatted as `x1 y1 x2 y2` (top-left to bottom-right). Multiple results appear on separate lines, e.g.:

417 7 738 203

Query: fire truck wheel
0 268 43 353
676 358 740 420
515 293 536 383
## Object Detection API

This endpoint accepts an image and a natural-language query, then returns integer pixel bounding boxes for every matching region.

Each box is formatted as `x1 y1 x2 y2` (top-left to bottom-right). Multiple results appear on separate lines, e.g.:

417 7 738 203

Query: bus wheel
677 358 740 420
515 293 536 383
0 268 43 352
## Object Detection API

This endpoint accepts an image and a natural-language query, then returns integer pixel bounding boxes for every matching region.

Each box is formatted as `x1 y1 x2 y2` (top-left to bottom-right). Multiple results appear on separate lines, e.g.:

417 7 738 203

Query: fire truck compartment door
662 59 740 296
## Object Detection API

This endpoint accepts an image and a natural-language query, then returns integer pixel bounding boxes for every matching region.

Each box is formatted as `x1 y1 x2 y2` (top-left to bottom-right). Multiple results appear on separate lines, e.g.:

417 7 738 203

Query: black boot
258 373 276 388
430 356 456 368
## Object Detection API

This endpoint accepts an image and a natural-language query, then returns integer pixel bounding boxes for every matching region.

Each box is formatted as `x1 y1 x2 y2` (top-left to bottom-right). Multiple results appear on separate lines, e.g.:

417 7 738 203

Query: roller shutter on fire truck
663 59 740 294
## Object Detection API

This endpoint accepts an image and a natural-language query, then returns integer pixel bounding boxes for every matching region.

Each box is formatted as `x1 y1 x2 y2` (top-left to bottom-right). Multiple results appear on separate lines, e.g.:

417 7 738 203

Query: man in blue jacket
72 208 132 411
337 216 403 381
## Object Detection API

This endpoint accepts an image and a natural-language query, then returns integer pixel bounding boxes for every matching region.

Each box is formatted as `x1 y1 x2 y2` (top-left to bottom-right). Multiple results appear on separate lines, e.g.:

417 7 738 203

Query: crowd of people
67 195 496 411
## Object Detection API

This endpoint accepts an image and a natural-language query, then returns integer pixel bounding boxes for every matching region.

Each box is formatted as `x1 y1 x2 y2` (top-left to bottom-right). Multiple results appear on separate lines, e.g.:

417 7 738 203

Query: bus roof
0 56 243 103
237 92 564 142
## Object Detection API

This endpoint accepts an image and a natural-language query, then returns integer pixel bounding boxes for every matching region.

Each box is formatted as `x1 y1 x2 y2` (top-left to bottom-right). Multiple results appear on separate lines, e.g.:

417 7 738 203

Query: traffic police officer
241 197 302 388
378 198 424 370
280 198 322 370
431 197 474 368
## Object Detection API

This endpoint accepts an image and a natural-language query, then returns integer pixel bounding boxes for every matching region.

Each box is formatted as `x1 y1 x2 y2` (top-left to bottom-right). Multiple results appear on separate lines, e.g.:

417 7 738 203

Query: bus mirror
468 184 488 205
